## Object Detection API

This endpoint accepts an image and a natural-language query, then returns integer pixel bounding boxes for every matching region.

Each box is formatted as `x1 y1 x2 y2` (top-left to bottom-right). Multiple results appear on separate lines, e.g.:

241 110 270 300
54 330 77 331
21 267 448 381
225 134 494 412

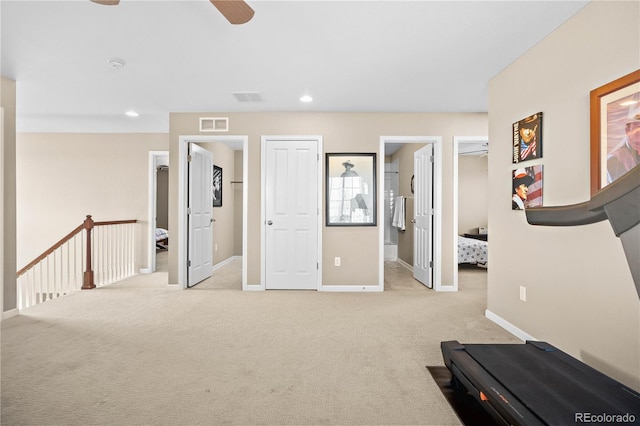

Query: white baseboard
213 256 239 272
139 268 152 274
485 309 537 342
2 308 19 320
320 285 383 292
244 283 264 291
397 258 413 271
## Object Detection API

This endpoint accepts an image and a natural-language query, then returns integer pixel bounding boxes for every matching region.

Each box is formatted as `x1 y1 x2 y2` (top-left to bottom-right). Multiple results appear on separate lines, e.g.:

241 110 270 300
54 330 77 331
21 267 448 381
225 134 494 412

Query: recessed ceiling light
300 95 313 103
125 110 139 118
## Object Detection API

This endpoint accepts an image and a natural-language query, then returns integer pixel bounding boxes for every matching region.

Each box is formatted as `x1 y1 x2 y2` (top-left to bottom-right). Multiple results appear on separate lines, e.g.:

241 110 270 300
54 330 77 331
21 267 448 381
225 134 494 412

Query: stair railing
16 215 137 309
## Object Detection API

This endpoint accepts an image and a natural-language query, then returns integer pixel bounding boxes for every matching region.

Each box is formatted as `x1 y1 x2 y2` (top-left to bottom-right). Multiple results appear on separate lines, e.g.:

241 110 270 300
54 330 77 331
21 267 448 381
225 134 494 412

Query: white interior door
188 143 214 287
265 139 319 290
414 144 434 288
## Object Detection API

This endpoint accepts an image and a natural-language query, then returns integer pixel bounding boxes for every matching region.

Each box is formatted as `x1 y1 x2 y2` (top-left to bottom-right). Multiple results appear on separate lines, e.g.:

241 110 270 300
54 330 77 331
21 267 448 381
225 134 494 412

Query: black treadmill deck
442 340 640 425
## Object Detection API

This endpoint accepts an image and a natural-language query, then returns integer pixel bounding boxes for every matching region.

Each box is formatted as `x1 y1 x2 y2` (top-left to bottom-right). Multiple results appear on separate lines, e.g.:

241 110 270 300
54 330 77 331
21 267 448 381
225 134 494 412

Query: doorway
379 136 442 291
453 136 489 290
146 151 169 274
178 135 248 290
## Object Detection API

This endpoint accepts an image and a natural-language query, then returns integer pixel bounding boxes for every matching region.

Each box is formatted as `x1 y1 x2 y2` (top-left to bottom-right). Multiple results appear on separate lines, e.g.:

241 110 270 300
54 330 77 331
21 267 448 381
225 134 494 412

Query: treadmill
441 166 640 425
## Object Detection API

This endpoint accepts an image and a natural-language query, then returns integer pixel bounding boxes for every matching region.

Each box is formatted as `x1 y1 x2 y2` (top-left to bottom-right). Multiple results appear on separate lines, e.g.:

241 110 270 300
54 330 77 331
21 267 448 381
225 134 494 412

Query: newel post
82 215 96 290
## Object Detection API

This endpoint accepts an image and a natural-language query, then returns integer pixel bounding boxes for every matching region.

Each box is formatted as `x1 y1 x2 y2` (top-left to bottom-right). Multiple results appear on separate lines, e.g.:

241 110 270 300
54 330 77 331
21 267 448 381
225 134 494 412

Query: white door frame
261 135 323 291
0 108 4 318
145 151 169 274
379 136 443 291
452 136 488 290
178 135 249 290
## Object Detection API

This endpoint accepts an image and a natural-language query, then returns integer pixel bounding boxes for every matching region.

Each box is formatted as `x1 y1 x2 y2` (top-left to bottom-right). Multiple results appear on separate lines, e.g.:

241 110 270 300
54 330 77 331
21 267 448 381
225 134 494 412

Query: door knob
410 219 416 223
267 220 273 225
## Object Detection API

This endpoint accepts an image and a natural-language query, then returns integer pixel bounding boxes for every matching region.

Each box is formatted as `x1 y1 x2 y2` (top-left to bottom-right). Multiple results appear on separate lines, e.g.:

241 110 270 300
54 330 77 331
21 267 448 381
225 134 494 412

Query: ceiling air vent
232 92 263 102
200 117 229 132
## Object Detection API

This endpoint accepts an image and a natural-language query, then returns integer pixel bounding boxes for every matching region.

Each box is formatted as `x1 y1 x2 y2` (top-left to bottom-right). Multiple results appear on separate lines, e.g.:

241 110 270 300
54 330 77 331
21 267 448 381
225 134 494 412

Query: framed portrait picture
326 153 376 226
513 112 543 163
590 69 640 195
512 165 543 210
212 165 222 207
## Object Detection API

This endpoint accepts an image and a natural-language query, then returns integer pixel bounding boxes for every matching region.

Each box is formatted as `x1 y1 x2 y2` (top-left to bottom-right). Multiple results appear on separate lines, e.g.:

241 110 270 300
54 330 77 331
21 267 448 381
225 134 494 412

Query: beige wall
156 168 169 230
2 77 17 312
16 133 169 273
488 1 639 390
169 112 487 287
458 155 488 235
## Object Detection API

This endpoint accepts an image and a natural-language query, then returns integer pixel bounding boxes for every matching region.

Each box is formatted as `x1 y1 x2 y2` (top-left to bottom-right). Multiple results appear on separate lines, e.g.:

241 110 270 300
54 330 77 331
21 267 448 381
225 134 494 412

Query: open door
187 143 214 287
414 144 434 288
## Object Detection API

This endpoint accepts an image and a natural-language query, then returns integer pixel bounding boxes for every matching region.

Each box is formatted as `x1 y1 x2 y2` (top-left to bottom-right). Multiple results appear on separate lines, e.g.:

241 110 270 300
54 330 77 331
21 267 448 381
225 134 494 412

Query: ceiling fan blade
90 0 120 5
210 0 254 25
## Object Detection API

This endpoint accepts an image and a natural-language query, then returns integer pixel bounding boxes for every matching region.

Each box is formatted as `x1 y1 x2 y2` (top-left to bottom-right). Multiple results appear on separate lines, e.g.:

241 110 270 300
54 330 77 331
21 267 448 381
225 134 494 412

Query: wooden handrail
16 224 84 277
94 219 137 226
16 215 138 282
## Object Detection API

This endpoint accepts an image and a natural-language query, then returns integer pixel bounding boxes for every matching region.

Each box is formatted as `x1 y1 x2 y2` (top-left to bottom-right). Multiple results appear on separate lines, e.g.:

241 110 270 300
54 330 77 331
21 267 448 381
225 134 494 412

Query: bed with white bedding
458 236 488 265
155 228 169 249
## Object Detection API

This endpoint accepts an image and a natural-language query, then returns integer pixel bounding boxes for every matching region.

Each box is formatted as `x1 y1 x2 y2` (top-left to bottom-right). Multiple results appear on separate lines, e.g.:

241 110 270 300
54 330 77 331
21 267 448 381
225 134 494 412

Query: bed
155 228 169 249
458 236 488 265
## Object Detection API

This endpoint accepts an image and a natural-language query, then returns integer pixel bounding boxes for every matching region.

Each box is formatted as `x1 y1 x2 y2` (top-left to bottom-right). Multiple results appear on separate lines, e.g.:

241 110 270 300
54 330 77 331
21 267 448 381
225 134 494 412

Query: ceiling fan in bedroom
90 0 255 25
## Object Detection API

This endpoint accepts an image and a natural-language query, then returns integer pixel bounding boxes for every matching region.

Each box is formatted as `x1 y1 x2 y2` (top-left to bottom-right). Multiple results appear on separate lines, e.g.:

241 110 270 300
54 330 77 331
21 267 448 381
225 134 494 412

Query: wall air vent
232 92 263 102
199 117 229 132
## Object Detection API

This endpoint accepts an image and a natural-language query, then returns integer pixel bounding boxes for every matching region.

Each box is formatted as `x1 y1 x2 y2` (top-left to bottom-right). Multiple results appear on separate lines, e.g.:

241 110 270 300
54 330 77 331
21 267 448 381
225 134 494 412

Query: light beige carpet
1 261 518 425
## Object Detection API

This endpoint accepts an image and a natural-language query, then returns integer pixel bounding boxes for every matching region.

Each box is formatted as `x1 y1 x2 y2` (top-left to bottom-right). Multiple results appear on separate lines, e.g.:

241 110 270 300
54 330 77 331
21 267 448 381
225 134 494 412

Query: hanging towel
392 196 406 231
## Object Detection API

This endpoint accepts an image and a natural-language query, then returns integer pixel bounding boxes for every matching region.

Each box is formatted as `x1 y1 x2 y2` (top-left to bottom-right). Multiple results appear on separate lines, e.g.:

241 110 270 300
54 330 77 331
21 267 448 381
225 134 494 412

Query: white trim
244 284 263 291
241 139 249 292
485 309 536 342
0 107 4 319
3 308 18 320
261 135 323 291
178 135 248 290
452 136 488 292
320 285 382 292
212 255 238 272
397 257 413 272
147 151 169 274
379 136 443 291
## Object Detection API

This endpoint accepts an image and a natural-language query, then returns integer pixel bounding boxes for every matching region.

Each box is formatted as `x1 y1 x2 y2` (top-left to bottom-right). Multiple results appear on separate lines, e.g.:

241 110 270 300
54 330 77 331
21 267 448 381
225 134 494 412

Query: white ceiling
1 0 589 133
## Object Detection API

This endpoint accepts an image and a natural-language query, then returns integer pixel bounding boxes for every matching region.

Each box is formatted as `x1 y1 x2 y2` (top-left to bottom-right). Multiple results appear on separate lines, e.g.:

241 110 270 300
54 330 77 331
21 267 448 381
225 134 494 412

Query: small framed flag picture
513 112 543 163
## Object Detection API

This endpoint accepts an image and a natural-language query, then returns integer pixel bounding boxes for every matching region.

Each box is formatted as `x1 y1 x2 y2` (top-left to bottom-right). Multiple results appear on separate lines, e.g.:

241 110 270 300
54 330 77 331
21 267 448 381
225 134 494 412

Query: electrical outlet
519 286 527 302
215 243 218 252
334 257 341 267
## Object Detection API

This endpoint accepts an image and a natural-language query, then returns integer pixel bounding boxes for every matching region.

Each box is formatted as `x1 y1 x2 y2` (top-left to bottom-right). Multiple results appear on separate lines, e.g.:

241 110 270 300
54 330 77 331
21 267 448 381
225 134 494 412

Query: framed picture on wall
590 69 640 195
512 165 543 210
326 153 377 226
513 112 543 163
213 165 222 207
